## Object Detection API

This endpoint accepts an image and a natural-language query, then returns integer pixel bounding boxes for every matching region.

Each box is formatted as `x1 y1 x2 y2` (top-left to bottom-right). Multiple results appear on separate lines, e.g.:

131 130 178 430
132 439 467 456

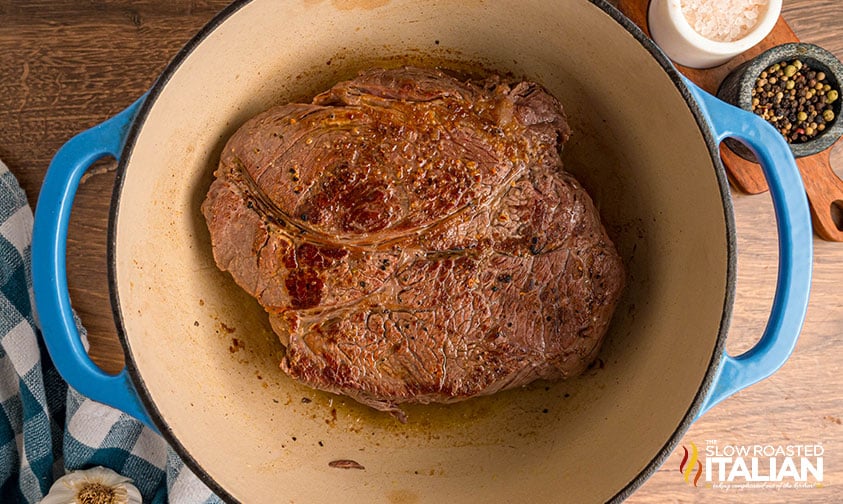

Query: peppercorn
751 58 840 144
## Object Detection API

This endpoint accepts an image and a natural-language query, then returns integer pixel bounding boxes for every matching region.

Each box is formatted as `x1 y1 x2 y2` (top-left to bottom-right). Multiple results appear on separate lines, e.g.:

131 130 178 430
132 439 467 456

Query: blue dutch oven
32 0 812 502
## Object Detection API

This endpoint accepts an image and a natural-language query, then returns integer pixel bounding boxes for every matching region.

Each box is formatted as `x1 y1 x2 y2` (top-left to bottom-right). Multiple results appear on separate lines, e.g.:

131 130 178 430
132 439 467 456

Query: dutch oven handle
32 96 157 432
29 84 812 428
685 80 813 418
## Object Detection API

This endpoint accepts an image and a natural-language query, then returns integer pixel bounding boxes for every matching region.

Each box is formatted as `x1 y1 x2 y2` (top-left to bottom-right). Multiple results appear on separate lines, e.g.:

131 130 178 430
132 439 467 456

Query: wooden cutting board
618 0 843 241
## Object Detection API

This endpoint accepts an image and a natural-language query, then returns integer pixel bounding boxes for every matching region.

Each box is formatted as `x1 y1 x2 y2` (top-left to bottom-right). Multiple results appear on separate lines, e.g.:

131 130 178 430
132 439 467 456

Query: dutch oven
31 0 813 502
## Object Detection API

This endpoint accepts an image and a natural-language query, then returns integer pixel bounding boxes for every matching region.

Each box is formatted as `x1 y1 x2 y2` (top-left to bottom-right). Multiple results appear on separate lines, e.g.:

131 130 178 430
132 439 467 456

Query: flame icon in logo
679 442 703 486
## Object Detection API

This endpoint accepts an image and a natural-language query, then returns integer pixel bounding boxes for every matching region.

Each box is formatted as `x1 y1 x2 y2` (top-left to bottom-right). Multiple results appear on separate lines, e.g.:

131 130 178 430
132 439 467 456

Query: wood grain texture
612 7 798 195
1 1 841 502
623 1 843 502
618 0 843 241
1 0 233 373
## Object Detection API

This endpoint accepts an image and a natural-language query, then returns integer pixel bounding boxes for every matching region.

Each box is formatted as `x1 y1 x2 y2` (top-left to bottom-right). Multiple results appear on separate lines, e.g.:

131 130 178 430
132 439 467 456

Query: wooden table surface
1 1 840 502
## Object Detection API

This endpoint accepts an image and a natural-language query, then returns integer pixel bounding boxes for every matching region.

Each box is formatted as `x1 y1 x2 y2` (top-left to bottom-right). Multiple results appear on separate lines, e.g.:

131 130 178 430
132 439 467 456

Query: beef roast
202 66 624 421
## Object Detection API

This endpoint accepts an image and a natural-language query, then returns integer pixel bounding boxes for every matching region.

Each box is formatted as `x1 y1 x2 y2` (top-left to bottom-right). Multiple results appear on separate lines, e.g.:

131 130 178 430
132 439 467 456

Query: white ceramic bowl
649 0 782 68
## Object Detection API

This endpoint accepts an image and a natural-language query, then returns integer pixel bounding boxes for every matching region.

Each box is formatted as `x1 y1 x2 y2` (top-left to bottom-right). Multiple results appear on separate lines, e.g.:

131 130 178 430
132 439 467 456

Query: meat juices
202 66 625 421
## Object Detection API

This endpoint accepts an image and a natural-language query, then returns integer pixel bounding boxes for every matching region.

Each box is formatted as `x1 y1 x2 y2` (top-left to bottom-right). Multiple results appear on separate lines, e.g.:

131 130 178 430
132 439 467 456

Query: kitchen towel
0 158 221 503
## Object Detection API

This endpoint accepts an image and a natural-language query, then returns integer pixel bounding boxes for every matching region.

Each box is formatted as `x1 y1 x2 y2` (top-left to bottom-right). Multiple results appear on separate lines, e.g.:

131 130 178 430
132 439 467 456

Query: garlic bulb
41 466 142 504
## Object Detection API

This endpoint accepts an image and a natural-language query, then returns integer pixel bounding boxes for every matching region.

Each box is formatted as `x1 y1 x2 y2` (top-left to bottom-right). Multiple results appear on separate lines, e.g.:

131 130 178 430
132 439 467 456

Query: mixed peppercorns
751 58 839 143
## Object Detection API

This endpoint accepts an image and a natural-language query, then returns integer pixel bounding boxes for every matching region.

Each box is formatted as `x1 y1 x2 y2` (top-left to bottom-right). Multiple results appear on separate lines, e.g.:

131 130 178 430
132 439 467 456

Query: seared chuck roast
202 67 624 421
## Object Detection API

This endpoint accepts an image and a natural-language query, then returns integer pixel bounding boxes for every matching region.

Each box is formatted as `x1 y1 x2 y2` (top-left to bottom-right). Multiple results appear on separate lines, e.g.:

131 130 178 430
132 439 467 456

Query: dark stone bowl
717 42 843 160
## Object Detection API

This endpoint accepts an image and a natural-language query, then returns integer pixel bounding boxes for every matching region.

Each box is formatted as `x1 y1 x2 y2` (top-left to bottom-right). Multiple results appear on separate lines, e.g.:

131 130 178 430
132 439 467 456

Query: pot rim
106 1 737 502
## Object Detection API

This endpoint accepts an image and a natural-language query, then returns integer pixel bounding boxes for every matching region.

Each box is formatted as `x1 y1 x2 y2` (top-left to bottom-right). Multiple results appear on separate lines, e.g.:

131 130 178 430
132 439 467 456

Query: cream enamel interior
113 1 730 502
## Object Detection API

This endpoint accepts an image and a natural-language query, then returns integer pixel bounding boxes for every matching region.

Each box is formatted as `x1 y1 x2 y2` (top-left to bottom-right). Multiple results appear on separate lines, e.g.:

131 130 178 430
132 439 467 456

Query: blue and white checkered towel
0 159 222 503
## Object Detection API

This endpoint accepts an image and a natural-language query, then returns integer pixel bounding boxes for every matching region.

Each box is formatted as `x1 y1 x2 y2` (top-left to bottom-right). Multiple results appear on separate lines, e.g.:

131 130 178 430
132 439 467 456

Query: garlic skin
41 466 142 504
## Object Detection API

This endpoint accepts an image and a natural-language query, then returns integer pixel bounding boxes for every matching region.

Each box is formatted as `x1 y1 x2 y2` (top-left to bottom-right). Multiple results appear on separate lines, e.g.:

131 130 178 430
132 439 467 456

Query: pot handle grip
684 80 813 418
32 95 157 432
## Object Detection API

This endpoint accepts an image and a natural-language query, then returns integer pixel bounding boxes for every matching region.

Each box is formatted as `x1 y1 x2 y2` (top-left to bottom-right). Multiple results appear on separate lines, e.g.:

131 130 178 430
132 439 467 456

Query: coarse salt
681 0 769 42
